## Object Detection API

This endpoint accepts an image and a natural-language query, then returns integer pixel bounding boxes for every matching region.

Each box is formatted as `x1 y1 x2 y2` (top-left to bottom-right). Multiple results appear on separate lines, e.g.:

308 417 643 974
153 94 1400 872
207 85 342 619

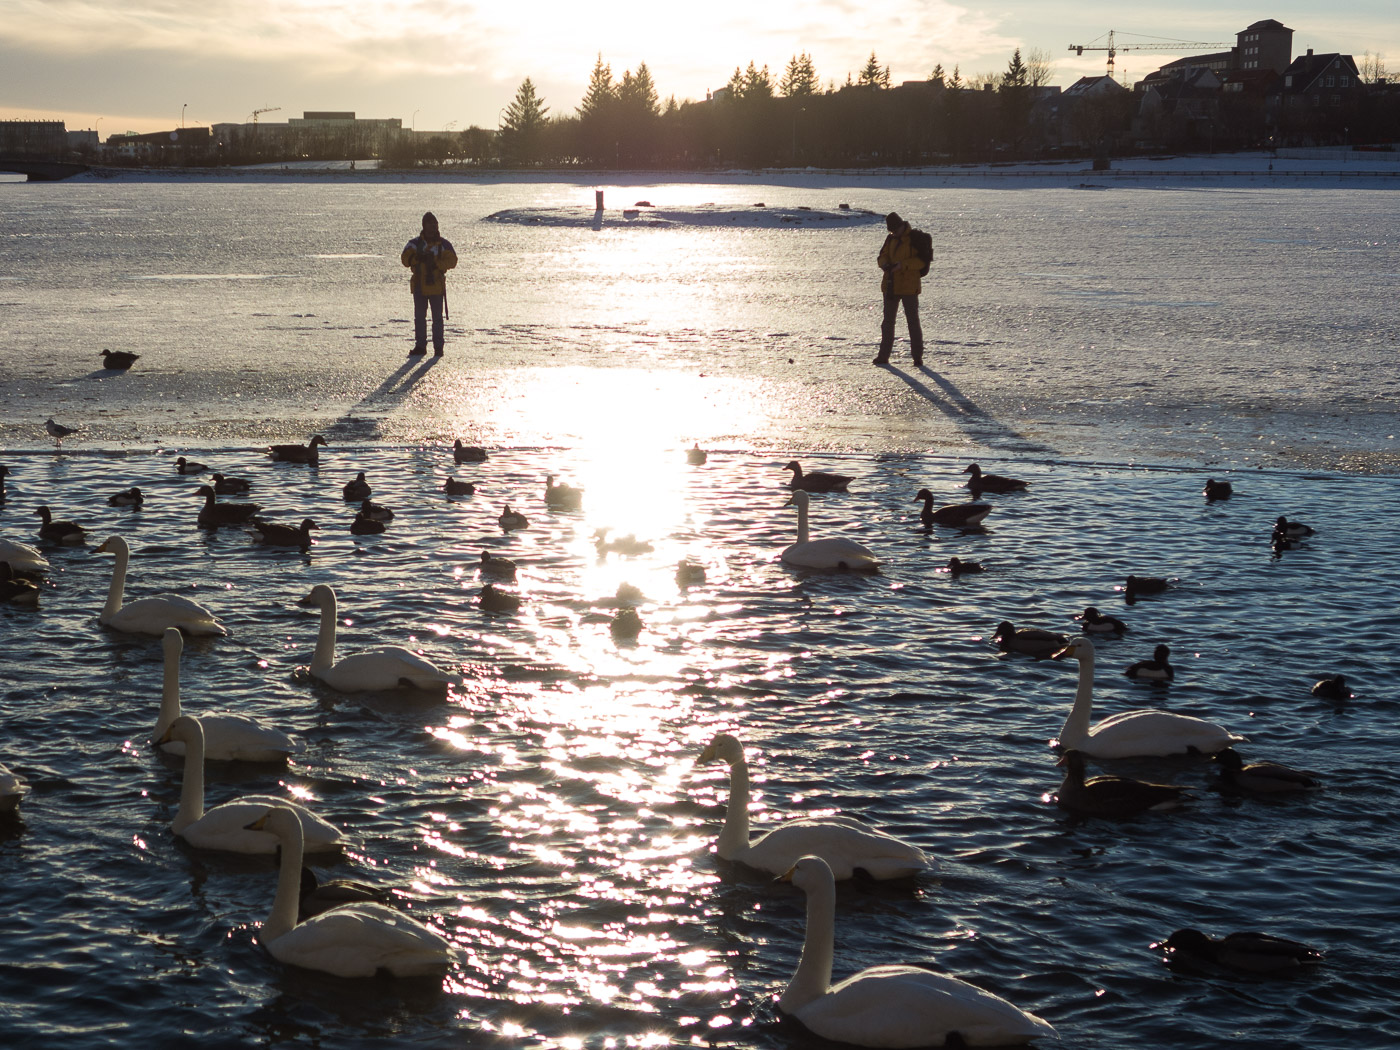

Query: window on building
1341 75 1349 86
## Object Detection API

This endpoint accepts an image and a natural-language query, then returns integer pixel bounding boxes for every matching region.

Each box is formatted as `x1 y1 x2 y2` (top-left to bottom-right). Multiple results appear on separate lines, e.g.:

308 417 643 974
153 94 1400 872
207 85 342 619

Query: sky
2 0 1396 135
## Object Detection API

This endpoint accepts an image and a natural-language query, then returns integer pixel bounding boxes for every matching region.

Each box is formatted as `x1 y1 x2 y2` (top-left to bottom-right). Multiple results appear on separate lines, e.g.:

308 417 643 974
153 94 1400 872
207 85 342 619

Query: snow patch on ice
483 204 883 229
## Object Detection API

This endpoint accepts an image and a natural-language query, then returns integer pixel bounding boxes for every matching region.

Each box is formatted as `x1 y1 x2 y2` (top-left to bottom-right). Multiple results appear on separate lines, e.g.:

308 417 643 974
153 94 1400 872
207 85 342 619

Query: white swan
1055 636 1245 758
700 733 931 879
301 583 457 692
160 715 342 854
0 536 49 576
781 855 1056 1048
95 535 226 636
0 763 28 815
781 490 879 572
154 628 300 763
248 804 453 978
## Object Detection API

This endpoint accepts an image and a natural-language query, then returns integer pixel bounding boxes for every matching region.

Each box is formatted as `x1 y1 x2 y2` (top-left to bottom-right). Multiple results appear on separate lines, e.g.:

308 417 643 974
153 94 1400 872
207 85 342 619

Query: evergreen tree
858 52 890 89
780 53 819 97
743 61 774 100
619 62 660 116
949 65 962 89
578 55 616 118
1001 48 1028 90
499 77 549 165
928 63 945 87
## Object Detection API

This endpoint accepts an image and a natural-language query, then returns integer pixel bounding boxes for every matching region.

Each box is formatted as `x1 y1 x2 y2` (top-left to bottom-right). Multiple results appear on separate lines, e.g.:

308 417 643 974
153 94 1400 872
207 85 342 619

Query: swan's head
244 803 300 837
163 626 183 659
784 490 811 510
161 713 204 749
914 488 933 501
1052 637 1095 662
94 535 128 557
779 855 835 892
300 583 335 609
699 732 744 766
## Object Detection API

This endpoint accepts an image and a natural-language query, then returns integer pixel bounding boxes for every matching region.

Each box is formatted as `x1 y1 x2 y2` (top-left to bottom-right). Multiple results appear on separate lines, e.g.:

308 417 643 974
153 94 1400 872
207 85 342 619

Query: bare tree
1026 47 1056 88
1358 50 1388 84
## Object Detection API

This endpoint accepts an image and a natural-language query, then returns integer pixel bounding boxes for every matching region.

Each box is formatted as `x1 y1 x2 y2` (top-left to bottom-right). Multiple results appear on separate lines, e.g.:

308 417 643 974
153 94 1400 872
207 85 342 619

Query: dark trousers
880 293 923 356
413 292 445 351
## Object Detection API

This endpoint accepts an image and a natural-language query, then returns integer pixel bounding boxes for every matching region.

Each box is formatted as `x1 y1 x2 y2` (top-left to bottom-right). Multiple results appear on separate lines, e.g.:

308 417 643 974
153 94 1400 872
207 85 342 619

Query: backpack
909 229 933 277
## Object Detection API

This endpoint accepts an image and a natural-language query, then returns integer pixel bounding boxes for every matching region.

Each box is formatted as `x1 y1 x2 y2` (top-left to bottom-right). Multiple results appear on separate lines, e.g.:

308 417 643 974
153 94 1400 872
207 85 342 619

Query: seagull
44 418 79 446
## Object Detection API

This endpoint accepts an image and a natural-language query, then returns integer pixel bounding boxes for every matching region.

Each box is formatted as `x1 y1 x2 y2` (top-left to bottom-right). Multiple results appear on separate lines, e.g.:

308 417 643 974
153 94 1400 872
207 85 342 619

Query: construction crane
248 106 281 126
1068 30 1231 80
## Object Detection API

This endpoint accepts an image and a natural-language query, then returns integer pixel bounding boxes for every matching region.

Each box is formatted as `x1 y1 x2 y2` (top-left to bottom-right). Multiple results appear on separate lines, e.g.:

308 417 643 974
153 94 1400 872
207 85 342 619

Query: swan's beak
1051 643 1077 661
155 725 175 746
244 813 270 831
776 865 796 883
94 539 111 554
782 495 795 507
699 744 717 762
296 593 316 606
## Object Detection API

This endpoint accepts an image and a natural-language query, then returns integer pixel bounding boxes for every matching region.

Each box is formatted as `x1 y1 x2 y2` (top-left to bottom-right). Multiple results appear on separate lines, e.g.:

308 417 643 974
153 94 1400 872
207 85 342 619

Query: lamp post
181 103 187 128
412 109 420 131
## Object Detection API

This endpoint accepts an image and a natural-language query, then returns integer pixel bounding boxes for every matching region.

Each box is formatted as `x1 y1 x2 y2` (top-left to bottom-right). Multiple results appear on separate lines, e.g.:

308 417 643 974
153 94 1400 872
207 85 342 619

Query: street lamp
181 103 187 128
412 109 420 131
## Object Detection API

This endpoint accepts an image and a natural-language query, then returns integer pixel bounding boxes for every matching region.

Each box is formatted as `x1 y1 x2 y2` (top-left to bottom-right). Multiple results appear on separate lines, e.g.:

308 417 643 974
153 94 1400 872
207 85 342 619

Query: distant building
1235 18 1294 73
212 111 403 160
1279 50 1363 109
0 119 67 155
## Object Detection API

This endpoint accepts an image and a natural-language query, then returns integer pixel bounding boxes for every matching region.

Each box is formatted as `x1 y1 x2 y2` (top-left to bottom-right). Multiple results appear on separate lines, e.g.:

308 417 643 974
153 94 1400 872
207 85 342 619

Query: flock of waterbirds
0 427 1354 1047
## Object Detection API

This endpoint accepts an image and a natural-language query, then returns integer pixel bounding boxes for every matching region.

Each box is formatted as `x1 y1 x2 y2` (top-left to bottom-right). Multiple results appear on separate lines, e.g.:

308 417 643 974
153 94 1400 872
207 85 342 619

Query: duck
153 628 299 762
44 417 78 446
1124 575 1170 602
0 563 41 606
962 462 1028 494
99 348 140 369
781 490 879 572
498 504 529 531
1053 636 1245 758
480 583 521 614
1055 750 1188 818
993 621 1067 659
452 440 488 463
175 456 207 475
195 485 261 528
0 464 8 499
610 607 643 640
349 513 385 536
246 804 452 977
676 560 707 587
107 487 145 508
267 435 328 463
0 536 49 576
1311 674 1353 701
300 583 457 692
1076 606 1127 634
915 488 991 529
1124 644 1174 682
785 460 852 493
1203 478 1233 500
249 517 318 548
544 474 584 509
443 476 476 496
159 715 341 854
358 499 394 522
1154 928 1323 974
34 506 85 545
613 582 644 605
342 472 372 501
0 763 29 816
1273 515 1315 540
778 855 1054 1048
1214 748 1320 793
478 551 517 579
944 557 985 575
94 535 226 635
594 528 654 556
686 443 707 465
298 866 394 921
210 472 251 495
699 733 931 880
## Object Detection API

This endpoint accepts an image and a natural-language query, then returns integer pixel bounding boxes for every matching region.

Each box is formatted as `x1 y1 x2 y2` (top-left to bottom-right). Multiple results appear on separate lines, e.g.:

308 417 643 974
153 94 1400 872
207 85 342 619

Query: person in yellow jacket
401 211 458 356
874 211 924 367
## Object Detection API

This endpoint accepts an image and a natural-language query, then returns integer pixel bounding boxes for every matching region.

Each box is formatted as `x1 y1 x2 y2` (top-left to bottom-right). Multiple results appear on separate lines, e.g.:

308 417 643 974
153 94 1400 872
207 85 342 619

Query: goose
1153 928 1322 973
342 472 372 501
159 715 341 854
195 485 261 528
1076 606 1127 634
210 472 251 495
0 536 49 576
358 499 394 522
108 487 145 507
443 477 475 496
300 583 457 693
594 528 654 556
1053 636 1244 758
610 607 643 640
95 535 226 636
686 443 707 465
1124 644 1174 682
480 583 521 614
246 804 452 977
452 440 488 463
676 560 707 587
699 733 931 879
153 628 299 762
299 866 394 921
249 518 318 548
267 435 328 463
478 551 517 579
175 456 207 475
44 417 78 446
962 462 1028 494
781 491 879 572
784 460 852 493
1124 575 1170 602
0 563 41 605
0 763 28 816
944 557 985 575
349 513 384 536
1203 478 1233 500
993 621 1067 659
1055 750 1188 818
915 488 990 528
1214 748 1320 793
544 474 583 509
1311 674 1353 701
100 349 140 369
498 504 529 531
779 856 1054 1048
34 506 85 545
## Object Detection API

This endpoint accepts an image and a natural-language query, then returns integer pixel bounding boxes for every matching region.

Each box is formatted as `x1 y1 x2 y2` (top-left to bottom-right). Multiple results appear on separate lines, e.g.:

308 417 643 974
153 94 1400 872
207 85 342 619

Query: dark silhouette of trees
781 53 819 97
499 78 549 164
858 52 891 89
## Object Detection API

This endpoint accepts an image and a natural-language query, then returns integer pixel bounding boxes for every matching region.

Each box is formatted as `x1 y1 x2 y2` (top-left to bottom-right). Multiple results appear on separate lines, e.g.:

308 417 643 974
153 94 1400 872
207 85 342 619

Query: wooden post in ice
595 190 604 211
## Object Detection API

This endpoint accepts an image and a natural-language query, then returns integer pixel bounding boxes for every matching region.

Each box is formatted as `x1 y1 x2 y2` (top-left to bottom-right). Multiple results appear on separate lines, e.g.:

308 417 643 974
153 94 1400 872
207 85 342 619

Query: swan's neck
155 644 182 739
794 501 809 545
780 875 835 1012
265 819 305 942
173 725 206 833
310 596 337 674
717 755 752 859
102 544 129 618
1060 650 1096 748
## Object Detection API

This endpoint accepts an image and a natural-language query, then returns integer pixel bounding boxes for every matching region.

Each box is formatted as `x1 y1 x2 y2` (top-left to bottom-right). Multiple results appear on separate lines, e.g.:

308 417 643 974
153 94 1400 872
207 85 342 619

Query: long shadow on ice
324 357 439 442
885 364 1054 456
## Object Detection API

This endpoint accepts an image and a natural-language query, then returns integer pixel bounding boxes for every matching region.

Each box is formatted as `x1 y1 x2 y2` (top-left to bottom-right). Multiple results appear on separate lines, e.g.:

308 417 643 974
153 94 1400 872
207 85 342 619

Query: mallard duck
33 506 85 545
358 498 394 522
1203 478 1233 500
785 460 852 493
107 487 145 507
676 560 707 587
44 418 78 446
963 462 1028 494
1272 515 1315 540
300 583 457 692
1055 750 1188 817
1124 575 1170 602
342 472 372 501
0 563 40 605
778 855 1054 1048
479 551 517 579
498 504 529 531
610 607 643 640
298 866 394 922
1311 674 1353 701
95 535 226 635
0 763 29 816
99 349 139 369
175 456 207 475
1215 748 1320 793
993 621 1067 659
1154 928 1323 973
686 443 707 465
249 517 318 548
349 513 384 535
1125 644 1174 682
210 472 251 495
0 536 49 576
544 474 583 509
195 485 261 528
915 488 991 528
480 583 521 613
782 491 878 572
443 476 475 496
267 435 328 463
452 440 487 463
944 557 985 575
1077 606 1127 633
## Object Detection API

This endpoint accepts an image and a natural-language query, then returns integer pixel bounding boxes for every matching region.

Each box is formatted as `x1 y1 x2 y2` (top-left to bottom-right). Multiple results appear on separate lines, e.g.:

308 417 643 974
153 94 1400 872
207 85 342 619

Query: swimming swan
1054 637 1245 758
0 536 49 576
780 856 1055 1048
95 535 226 636
160 715 341 854
154 628 300 763
248 804 453 977
301 583 457 692
781 491 879 572
700 733 931 879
